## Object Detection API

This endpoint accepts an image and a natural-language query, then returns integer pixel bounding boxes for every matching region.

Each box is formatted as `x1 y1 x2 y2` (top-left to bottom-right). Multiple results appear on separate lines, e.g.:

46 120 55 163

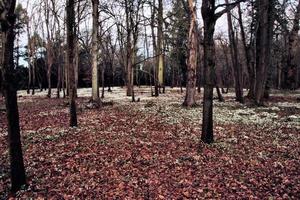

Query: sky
16 0 230 67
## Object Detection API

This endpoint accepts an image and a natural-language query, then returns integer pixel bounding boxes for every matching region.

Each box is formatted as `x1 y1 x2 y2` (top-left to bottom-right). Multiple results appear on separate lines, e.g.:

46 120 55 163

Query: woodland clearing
0 87 299 199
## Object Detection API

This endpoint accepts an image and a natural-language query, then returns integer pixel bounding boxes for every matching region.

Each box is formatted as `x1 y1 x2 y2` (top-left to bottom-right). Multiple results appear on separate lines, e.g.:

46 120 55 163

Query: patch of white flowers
16 87 300 129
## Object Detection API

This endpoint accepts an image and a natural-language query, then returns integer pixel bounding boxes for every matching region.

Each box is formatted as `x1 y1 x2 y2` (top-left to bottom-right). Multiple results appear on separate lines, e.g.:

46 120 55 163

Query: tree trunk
183 0 197 107
157 0 164 92
201 2 216 144
32 60 35 95
62 62 66 98
285 0 300 90
91 0 100 102
225 0 244 103
27 65 32 94
0 0 27 192
47 41 53 98
26 21 32 94
126 40 133 97
67 0 78 127
101 65 105 99
74 1 80 97
57 62 61 98
64 28 69 97
125 1 133 97
254 0 274 105
216 86 224 102
151 0 159 97
238 4 255 98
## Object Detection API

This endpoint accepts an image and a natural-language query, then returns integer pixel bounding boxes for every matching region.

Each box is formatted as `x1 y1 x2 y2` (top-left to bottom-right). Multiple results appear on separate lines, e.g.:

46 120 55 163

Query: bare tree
254 0 274 105
0 0 27 192
183 0 197 107
66 0 78 126
284 0 300 89
91 0 101 106
157 0 164 92
225 0 244 103
201 0 243 143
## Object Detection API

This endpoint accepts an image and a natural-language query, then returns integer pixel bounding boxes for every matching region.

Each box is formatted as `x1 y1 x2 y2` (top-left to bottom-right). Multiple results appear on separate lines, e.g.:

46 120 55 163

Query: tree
124 0 143 101
201 0 242 144
237 2 255 98
66 0 78 126
157 0 164 92
183 0 197 107
254 0 274 105
167 0 189 93
43 0 54 98
284 0 300 89
91 0 101 105
0 0 27 192
225 0 244 103
150 0 159 96
125 0 133 97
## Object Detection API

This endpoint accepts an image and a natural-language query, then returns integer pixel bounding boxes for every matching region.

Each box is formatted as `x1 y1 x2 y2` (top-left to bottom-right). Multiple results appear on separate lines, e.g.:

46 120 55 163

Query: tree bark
151 0 159 97
284 0 300 89
91 0 100 102
67 0 78 127
216 86 224 102
201 0 240 143
26 20 32 94
57 60 61 98
254 0 274 105
201 0 216 144
238 4 255 98
225 0 244 103
44 0 53 98
46 41 53 98
183 0 197 107
125 1 133 97
27 64 32 94
157 0 164 92
0 0 27 192
101 64 105 99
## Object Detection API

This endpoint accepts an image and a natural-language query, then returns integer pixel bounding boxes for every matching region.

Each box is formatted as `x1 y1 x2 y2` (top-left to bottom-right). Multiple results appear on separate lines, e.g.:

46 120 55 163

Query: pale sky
16 0 232 67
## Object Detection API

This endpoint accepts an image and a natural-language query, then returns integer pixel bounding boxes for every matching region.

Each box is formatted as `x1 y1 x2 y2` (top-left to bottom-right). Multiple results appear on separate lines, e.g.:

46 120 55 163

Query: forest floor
0 87 300 199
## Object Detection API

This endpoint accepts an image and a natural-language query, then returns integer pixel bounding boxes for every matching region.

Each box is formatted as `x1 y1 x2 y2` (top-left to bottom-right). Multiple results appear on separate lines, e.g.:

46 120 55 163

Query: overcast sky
16 0 229 67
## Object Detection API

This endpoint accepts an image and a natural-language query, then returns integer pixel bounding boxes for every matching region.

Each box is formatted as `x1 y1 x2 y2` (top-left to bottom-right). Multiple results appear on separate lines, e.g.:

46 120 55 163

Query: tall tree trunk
201 0 239 143
67 0 78 126
157 0 164 92
101 64 105 98
91 0 100 102
183 0 197 107
225 0 244 103
26 21 32 94
254 0 274 105
125 1 133 97
238 4 255 98
74 1 80 97
219 39 231 90
151 0 159 97
126 38 133 97
57 62 61 98
201 1 216 144
45 0 52 98
0 0 27 192
285 0 300 89
27 65 32 94
62 62 66 98
32 59 35 95
46 41 53 98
